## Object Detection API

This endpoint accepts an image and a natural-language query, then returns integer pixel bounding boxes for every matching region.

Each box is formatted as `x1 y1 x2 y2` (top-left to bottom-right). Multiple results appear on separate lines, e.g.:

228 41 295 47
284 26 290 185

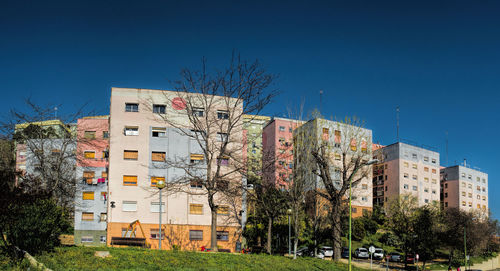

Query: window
150 228 165 239
412 164 417 169
412 175 417 180
100 236 106 243
192 107 204 117
403 184 409 189
468 174 472 180
83 171 95 184
123 201 137 212
82 191 94 200
477 177 480 182
279 126 285 132
84 131 96 139
403 162 409 167
362 184 368 190
432 179 437 184
82 212 94 221
424 188 429 193
102 171 108 178
100 213 107 222
432 190 436 194
152 127 166 137
153 104 166 114
211 130 227 142
462 182 466 187
322 128 329 140
468 202 472 207
445 183 448 188
477 195 481 199
424 177 429 183
151 176 164 187
84 151 96 159
125 103 139 112
217 110 229 120
361 197 367 202
217 156 229 166
424 156 429 162
483 196 486 201
482 187 486 192
424 167 429 172
122 228 136 237
404 173 409 178
445 192 448 198
124 126 139 136
350 139 357 151
445 202 448 207
431 158 436 164
477 204 481 209
482 178 486 183
361 140 367 152
468 184 472 189
334 153 341 160
124 150 138 160
425 199 429 203
100 192 107 201
412 153 417 159
103 131 109 138
461 173 466 178
217 231 229 241
477 185 481 191
289 127 292 132
334 130 341 145
462 192 466 196
190 179 203 189
190 204 203 215
217 205 229 215
152 151 166 162
412 186 417 191
189 230 203 240
190 154 204 163
123 175 138 186
150 202 165 213
432 169 437 174
81 236 93 243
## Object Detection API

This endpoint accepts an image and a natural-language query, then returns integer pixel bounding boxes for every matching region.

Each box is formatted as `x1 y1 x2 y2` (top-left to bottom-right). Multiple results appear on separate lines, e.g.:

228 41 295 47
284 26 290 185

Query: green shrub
1 198 70 256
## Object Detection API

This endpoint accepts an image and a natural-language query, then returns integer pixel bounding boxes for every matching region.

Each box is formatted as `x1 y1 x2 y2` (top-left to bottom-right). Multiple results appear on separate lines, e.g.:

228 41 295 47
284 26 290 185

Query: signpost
369 246 375 270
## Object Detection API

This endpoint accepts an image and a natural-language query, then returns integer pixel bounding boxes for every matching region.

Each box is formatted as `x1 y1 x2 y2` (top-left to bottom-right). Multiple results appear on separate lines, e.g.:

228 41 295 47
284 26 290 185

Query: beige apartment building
373 142 441 207
293 118 374 217
441 164 488 216
107 88 243 251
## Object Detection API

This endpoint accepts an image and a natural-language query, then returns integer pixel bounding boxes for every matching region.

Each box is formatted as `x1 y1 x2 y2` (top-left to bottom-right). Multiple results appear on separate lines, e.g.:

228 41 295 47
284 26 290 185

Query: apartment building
243 114 270 183
74 116 109 246
373 142 440 207
107 87 243 251
441 164 488 215
293 118 373 217
262 117 304 189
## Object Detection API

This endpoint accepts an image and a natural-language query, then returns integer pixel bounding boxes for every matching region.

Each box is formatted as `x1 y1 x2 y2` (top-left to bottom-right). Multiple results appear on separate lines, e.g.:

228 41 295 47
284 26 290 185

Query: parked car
341 247 350 259
373 248 384 260
319 246 333 257
354 248 369 259
296 247 325 259
406 254 415 264
388 252 402 262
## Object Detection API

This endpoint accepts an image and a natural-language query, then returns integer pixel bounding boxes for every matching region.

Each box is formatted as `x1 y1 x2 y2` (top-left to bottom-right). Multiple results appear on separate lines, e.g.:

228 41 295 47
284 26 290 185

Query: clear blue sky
1 0 498 218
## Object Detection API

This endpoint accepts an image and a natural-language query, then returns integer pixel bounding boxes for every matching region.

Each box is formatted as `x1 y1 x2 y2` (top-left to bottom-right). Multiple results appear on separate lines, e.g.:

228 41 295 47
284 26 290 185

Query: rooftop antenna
445 131 449 166
396 106 400 142
319 89 323 117
54 106 58 119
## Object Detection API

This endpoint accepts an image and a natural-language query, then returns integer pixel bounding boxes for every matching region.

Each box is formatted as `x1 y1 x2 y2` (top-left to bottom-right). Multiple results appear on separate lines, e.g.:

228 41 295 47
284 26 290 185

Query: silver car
354 248 369 259
319 246 333 257
373 248 384 260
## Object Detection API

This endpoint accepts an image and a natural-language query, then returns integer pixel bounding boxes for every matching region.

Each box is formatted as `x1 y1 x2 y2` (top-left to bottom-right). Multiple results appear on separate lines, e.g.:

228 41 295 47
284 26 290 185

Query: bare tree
145 55 277 251
295 117 373 260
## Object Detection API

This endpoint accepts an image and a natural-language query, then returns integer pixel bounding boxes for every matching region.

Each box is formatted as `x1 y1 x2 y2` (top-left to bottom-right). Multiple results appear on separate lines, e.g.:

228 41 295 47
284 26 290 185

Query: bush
1 198 70 256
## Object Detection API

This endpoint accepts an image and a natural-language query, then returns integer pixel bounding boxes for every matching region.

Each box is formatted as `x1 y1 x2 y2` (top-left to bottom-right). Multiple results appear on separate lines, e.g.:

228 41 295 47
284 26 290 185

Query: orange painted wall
107 222 241 252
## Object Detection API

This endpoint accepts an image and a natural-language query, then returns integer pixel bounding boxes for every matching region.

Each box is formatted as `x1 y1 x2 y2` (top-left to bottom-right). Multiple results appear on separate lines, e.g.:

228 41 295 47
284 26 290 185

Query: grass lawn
30 246 368 271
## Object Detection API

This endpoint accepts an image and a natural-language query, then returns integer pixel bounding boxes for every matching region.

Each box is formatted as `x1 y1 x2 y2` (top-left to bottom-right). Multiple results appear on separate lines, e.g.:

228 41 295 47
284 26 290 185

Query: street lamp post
157 179 166 250
287 208 292 256
349 159 378 271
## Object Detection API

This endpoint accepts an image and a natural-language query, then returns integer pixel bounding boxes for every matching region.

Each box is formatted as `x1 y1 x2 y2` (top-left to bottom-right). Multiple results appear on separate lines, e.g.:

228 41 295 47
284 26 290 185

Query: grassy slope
35 247 368 271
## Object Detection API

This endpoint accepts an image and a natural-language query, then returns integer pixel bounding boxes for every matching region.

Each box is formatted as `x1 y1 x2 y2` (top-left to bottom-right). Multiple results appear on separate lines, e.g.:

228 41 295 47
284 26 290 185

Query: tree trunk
332 206 341 260
293 238 298 259
267 217 272 254
211 208 218 251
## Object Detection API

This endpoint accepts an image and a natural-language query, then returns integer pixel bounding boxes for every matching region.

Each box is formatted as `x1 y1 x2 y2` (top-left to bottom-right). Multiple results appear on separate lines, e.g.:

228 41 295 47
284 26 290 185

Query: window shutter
82 191 94 200
124 150 138 160
123 175 138 186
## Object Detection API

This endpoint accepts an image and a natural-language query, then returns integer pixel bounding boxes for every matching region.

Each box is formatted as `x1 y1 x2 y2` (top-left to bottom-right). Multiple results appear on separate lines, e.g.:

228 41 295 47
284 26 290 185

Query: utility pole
396 106 400 142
